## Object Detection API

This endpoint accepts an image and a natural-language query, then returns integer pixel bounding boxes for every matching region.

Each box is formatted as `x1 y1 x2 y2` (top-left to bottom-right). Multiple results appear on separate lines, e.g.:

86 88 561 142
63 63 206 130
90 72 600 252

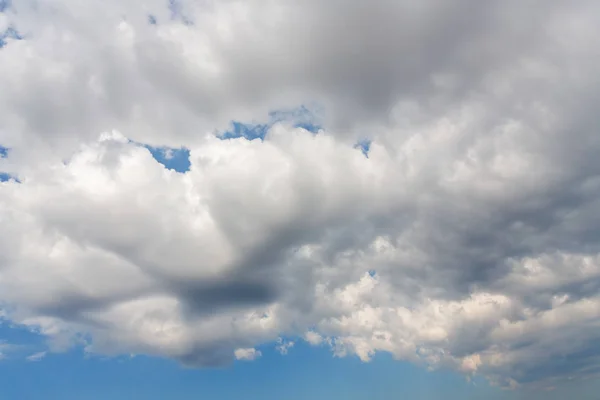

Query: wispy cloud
276 338 294 356
26 351 47 362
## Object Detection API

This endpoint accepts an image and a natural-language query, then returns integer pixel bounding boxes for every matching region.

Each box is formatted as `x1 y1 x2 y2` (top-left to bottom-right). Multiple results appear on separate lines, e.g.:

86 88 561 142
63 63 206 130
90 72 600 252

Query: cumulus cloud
1 0 600 390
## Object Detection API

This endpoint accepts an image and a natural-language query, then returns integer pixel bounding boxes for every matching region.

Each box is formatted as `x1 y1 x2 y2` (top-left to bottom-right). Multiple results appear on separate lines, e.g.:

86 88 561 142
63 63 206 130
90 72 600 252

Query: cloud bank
1 0 600 389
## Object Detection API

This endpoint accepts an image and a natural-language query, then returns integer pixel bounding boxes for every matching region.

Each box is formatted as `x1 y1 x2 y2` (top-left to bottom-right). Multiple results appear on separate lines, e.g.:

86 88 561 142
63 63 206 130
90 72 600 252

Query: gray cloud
1 0 600 391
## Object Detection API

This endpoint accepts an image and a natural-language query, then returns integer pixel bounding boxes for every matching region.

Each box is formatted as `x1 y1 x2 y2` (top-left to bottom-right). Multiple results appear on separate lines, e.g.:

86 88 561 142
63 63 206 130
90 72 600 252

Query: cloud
0 342 8 360
275 338 294 355
304 331 324 346
0 341 22 360
1 0 600 390
234 348 261 362
25 351 47 362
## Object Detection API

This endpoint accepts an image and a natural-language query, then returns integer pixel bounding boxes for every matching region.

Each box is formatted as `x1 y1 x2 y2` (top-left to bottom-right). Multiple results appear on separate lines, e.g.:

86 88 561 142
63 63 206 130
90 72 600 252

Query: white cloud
234 348 261 362
304 331 323 346
275 338 294 355
0 341 20 360
1 0 600 390
26 351 47 362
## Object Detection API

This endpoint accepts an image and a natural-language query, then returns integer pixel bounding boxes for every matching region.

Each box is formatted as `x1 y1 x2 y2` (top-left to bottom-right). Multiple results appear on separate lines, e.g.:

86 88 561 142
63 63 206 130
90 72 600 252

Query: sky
1 0 600 398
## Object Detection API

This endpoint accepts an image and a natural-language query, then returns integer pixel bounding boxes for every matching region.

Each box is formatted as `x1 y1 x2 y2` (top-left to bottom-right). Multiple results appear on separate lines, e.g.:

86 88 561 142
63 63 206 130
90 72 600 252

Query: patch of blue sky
143 145 191 173
354 139 371 158
219 121 270 141
127 139 191 173
0 318 45 349
218 106 322 141
0 157 19 181
0 26 22 48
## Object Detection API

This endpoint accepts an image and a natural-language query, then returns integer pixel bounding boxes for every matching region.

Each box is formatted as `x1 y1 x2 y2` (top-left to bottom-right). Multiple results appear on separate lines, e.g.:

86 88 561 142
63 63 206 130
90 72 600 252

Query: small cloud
328 338 348 358
163 148 174 160
459 354 481 374
304 331 323 346
26 351 47 362
275 338 294 355
234 347 261 361
0 341 22 359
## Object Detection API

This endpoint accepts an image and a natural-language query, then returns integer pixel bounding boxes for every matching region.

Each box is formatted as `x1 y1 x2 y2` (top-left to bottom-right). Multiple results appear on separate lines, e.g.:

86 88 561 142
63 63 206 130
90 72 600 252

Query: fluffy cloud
234 348 261 362
1 0 600 390
304 331 323 347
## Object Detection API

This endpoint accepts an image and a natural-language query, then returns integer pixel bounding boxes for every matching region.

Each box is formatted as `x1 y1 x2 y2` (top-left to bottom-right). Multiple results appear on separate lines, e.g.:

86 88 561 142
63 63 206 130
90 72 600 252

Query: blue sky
0 320 513 400
2 318 600 400
0 145 14 182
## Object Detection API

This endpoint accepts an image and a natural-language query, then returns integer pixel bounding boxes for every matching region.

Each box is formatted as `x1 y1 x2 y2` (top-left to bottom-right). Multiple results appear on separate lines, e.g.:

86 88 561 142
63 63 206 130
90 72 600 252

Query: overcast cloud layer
1 0 600 390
